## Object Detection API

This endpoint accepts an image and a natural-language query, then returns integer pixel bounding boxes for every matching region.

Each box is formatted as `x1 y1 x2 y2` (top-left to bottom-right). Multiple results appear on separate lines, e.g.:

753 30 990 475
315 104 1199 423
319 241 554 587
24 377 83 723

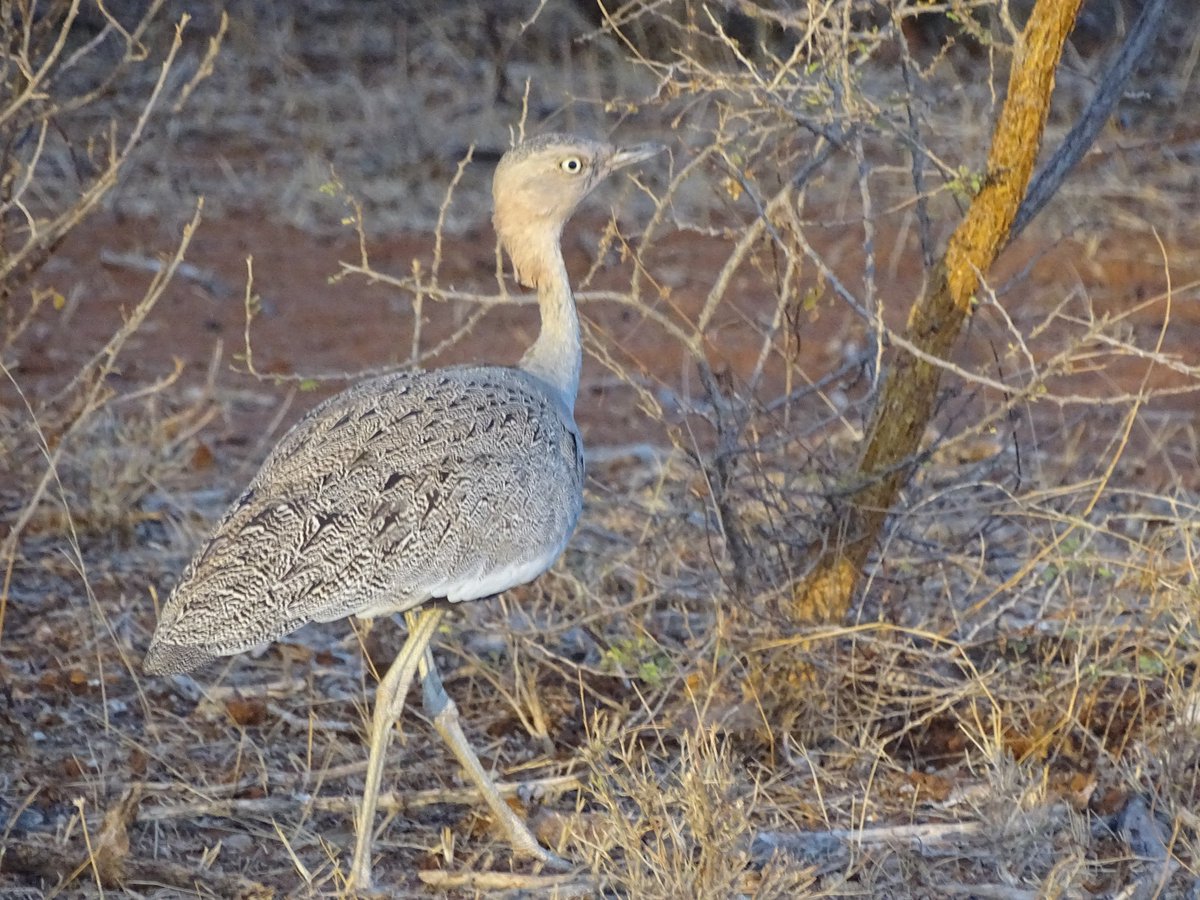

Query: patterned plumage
144 367 581 673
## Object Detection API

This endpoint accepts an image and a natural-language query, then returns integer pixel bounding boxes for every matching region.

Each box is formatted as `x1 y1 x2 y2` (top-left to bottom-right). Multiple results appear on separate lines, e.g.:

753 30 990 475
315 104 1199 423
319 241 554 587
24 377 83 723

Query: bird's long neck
515 230 581 415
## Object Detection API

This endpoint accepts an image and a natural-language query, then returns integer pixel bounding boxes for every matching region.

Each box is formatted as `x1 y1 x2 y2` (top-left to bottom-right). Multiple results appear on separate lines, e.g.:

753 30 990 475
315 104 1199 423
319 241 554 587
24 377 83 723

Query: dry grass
3 1 1200 897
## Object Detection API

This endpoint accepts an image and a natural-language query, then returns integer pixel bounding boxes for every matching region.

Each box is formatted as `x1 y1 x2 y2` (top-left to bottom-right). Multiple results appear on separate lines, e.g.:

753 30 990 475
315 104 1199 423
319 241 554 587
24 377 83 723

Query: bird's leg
348 605 446 892
416 634 572 872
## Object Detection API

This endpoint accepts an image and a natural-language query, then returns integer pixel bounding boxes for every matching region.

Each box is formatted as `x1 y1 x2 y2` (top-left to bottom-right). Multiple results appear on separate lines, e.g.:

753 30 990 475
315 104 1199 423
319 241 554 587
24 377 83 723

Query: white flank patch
439 539 568 603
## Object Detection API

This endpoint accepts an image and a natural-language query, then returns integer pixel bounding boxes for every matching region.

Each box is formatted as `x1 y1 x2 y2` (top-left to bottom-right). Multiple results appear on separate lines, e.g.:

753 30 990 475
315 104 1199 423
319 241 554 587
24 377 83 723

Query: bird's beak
607 142 666 172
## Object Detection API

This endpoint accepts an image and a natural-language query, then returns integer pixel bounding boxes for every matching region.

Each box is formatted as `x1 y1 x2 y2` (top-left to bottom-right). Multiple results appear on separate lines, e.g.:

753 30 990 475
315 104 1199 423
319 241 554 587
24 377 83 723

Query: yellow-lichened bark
789 0 1086 625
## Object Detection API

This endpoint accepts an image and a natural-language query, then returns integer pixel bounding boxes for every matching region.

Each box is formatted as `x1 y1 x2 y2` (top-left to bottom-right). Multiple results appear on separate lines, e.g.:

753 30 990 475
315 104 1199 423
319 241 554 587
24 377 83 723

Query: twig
99 249 233 297
897 15 934 270
137 773 583 822
750 818 988 865
1012 0 1171 237
1 11 193 288
417 868 593 892
938 885 1038 899
267 703 361 736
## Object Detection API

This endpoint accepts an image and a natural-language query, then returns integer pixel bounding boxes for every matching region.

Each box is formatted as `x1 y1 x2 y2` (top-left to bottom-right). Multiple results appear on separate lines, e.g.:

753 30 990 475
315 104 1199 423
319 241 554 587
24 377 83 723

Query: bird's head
492 133 663 289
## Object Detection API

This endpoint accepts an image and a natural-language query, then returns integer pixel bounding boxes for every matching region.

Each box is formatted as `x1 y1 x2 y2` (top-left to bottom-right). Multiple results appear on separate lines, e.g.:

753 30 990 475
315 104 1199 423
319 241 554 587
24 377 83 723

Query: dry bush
348 0 1199 894
0 5 227 892
1 1 222 534
567 725 818 898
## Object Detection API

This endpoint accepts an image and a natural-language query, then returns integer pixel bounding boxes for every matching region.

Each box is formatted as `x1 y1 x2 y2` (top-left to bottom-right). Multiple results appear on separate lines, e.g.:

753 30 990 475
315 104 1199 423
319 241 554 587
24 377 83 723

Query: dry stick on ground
790 0 1169 622
136 773 584 821
417 869 594 893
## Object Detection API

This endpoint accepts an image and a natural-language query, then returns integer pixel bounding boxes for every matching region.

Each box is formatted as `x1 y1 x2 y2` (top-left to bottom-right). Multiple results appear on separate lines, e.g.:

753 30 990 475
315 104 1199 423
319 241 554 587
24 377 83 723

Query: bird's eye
560 156 584 174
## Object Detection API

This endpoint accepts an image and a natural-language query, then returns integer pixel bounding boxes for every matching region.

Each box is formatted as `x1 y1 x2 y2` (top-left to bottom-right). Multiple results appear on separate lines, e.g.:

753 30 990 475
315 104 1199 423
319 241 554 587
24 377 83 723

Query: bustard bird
144 134 662 889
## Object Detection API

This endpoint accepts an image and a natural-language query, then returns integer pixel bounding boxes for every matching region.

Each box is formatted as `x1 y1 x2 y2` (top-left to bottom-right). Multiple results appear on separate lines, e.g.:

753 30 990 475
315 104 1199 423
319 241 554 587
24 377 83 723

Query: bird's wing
144 367 582 673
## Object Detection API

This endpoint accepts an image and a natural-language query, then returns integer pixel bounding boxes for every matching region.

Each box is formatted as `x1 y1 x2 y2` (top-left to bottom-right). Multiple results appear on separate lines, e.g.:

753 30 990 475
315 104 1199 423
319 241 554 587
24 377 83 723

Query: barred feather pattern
144 365 583 674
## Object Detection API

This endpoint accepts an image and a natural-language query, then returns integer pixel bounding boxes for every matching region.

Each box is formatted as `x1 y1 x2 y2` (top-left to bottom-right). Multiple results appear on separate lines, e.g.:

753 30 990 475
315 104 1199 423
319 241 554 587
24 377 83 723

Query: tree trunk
788 0 1085 623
